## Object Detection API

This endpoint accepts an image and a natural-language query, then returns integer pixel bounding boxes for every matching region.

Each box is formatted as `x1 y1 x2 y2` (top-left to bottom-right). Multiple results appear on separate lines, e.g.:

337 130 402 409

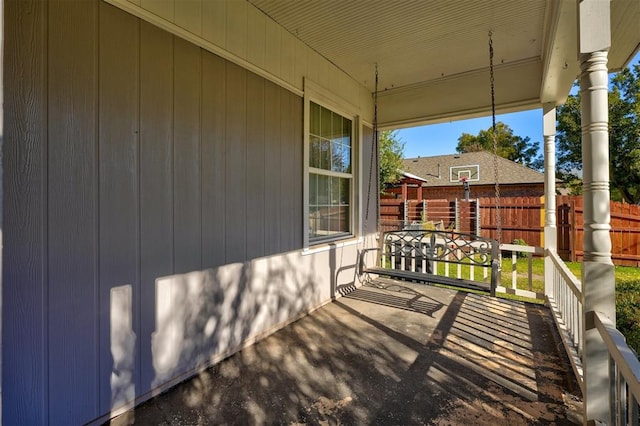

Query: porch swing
357 33 503 296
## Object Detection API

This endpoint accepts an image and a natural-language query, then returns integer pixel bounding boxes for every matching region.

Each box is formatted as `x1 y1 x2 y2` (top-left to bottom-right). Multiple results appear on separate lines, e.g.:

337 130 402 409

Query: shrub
510 238 528 259
616 279 640 357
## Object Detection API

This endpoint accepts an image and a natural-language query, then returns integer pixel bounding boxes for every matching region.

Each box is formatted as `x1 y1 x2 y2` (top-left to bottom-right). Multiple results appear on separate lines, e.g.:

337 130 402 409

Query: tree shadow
117 281 581 425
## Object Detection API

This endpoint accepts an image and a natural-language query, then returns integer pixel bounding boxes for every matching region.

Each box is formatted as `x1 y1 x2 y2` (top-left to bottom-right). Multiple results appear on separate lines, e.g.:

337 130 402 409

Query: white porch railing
496 243 545 300
546 248 640 425
546 249 584 391
593 311 640 425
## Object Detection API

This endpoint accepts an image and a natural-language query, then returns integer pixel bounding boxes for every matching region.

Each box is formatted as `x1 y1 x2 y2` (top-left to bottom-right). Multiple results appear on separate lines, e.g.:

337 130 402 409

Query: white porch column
543 103 557 297
578 1 616 424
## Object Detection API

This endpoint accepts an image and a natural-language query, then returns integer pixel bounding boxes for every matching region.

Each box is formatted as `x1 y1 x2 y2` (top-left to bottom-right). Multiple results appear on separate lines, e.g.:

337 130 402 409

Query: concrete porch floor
110 279 583 425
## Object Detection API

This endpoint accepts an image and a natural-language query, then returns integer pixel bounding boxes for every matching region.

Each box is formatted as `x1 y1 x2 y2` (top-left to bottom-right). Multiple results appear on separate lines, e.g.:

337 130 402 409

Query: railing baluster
578 303 583 356
610 355 617 426
512 251 517 290
389 240 394 270
385 240 390 269
470 247 475 281
618 370 627 426
527 252 533 291
445 254 450 277
410 241 416 272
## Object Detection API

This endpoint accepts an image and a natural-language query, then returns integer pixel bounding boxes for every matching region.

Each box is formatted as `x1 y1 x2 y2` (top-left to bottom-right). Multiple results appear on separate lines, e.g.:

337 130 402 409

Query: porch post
578 1 616 424
543 103 557 297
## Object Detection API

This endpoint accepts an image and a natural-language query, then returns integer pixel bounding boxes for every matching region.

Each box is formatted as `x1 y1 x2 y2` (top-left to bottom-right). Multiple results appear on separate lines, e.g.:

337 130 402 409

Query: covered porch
3 0 640 425
117 279 582 425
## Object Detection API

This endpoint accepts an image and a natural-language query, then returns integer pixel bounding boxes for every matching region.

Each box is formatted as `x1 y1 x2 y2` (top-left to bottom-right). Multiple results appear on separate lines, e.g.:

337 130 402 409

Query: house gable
402 151 545 187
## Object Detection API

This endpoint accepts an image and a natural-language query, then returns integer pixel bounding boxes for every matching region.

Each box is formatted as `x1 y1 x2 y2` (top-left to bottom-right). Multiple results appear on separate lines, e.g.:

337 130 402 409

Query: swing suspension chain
365 64 379 227
489 31 502 244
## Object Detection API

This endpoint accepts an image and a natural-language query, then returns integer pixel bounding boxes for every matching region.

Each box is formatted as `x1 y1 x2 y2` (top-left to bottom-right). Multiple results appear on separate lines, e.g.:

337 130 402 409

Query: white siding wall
3 1 375 424
108 0 373 123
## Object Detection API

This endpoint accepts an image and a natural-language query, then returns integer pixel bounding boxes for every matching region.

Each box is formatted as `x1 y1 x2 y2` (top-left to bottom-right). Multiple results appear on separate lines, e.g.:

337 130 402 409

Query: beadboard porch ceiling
248 0 640 128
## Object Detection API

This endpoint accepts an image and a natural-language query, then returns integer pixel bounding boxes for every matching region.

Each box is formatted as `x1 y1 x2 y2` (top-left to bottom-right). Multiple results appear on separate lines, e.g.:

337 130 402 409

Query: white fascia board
377 58 542 129
539 0 579 105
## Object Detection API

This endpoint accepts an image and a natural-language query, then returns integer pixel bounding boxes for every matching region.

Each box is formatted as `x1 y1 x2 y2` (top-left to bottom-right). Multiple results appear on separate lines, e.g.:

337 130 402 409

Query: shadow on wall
110 285 136 411
108 245 368 412
107 241 365 419
148 252 322 391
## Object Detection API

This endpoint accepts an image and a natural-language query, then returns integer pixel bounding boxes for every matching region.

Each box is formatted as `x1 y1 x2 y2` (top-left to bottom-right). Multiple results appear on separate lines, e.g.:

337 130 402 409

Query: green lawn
500 257 640 357
434 256 640 356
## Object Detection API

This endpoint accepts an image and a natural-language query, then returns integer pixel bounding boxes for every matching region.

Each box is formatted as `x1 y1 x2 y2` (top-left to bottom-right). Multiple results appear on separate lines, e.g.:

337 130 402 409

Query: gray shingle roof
401 151 544 187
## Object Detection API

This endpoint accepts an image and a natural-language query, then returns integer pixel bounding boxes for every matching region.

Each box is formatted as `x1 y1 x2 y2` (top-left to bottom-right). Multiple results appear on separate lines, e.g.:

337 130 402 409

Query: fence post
474 199 481 236
403 199 408 228
422 199 427 223
454 198 460 232
570 199 577 262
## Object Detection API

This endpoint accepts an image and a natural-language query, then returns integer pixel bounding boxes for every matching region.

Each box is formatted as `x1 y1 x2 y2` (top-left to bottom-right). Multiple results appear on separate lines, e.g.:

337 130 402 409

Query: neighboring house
4 0 638 424
384 152 546 201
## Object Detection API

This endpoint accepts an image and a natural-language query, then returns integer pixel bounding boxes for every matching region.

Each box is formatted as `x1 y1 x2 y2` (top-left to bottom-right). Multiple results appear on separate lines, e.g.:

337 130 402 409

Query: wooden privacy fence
556 195 640 266
380 199 478 234
380 196 640 267
478 196 544 248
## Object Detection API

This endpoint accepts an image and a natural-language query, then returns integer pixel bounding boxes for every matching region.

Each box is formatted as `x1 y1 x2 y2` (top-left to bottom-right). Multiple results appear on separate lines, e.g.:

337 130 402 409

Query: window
308 101 353 243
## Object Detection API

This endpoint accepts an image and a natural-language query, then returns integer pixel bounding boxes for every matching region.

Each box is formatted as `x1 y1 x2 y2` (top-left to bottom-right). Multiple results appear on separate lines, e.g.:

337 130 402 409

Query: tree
379 130 405 194
557 64 640 204
456 122 542 169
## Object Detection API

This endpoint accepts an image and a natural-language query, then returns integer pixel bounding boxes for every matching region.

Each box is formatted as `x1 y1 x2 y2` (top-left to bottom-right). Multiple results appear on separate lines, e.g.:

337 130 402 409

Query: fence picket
380 196 640 266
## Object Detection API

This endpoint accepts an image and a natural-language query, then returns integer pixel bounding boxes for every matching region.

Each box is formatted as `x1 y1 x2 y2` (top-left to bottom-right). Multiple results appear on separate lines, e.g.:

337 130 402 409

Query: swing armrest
358 247 381 276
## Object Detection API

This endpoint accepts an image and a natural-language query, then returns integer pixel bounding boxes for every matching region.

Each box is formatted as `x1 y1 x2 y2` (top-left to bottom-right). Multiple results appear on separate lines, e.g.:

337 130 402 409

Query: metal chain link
365 65 379 229
489 31 502 245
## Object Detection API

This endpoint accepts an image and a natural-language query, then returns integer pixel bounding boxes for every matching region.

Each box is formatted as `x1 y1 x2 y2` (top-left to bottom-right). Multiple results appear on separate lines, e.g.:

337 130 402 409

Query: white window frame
303 79 360 249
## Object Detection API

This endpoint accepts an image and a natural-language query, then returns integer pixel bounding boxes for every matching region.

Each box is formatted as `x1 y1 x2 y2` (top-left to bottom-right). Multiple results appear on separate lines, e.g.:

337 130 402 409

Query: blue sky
396 51 640 159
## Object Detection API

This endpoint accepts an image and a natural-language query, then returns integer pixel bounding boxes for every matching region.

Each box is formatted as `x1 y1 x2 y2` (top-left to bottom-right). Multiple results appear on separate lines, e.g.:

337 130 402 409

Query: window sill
302 237 363 256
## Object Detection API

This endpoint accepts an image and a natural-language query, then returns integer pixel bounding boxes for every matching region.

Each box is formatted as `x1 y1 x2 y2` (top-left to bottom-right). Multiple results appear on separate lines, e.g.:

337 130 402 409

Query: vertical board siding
280 33 296 85
201 53 227 268
47 0 99 423
279 92 294 251
140 0 174 22
225 63 248 264
173 38 203 274
225 1 248 59
5 1 306 423
107 0 374 110
290 94 304 248
264 19 282 77
247 6 266 69
280 91 301 252
3 0 48 423
246 74 266 259
139 21 174 394
174 0 202 36
202 0 226 49
264 81 283 255
98 2 141 413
